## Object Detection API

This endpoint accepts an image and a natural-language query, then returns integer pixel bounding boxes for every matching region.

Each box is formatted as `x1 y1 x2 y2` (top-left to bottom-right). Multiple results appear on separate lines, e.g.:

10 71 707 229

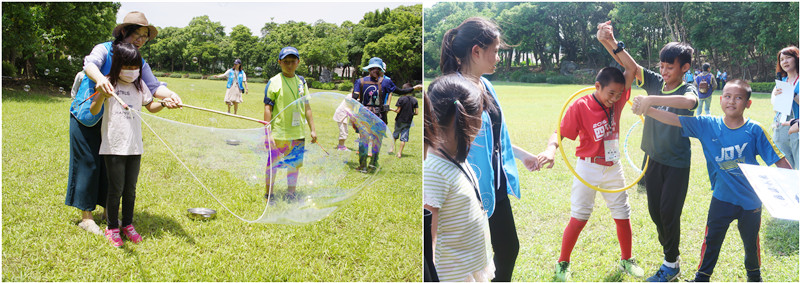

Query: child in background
538 67 644 281
637 80 792 282
333 99 354 151
392 83 419 158
263 46 317 203
89 42 174 247
695 63 717 115
597 21 699 281
423 74 494 282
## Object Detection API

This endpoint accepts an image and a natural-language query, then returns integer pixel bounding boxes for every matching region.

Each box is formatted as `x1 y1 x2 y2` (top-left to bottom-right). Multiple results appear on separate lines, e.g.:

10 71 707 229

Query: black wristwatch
613 41 625 54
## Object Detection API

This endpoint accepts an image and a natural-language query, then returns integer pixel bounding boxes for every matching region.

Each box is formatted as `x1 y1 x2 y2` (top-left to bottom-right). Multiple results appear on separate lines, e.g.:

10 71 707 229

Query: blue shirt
680 116 785 210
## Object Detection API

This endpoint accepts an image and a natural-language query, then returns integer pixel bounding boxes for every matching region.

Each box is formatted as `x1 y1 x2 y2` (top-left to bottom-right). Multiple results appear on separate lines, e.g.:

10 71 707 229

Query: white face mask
119 69 140 83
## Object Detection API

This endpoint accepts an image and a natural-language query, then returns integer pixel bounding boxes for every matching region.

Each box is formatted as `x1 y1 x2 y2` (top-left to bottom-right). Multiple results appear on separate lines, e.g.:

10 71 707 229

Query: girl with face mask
88 42 171 247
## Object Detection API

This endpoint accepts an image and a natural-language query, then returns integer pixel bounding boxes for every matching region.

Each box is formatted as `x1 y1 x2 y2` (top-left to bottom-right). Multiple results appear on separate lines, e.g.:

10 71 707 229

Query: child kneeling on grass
637 79 792 282
423 74 494 282
89 42 176 247
538 67 644 281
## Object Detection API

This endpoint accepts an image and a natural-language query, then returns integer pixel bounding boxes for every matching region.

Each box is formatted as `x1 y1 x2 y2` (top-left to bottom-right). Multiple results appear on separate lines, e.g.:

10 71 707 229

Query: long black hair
440 17 508 75
427 74 484 163
109 42 144 92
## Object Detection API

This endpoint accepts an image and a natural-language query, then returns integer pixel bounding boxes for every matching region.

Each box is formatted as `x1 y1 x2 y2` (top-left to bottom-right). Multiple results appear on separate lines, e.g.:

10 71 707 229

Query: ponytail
438 17 507 75
427 74 484 163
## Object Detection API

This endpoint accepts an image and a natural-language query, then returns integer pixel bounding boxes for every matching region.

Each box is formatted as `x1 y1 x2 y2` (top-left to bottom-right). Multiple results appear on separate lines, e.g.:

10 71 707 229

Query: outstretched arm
513 144 541 172
643 107 682 127
537 132 563 169
632 95 698 115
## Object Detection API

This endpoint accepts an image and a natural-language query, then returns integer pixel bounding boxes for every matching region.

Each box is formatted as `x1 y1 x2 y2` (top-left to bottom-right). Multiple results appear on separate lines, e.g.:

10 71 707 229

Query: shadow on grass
762 217 799 256
135 211 196 245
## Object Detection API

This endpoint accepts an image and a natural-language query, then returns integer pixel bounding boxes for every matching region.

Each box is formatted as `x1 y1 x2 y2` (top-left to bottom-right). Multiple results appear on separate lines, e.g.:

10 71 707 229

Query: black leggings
489 196 519 282
104 155 141 229
644 159 690 263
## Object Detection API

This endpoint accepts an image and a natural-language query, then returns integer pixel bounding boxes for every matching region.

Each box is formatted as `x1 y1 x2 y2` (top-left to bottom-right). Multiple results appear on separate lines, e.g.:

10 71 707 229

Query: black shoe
747 276 762 282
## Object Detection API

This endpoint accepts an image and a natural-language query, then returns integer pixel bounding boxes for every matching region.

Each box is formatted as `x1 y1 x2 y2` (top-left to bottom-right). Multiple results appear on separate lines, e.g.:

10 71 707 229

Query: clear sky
117 2 418 37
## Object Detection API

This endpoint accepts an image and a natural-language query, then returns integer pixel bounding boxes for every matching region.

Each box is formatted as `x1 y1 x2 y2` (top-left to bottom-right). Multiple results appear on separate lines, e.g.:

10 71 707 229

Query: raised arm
597 21 642 83
632 95 698 115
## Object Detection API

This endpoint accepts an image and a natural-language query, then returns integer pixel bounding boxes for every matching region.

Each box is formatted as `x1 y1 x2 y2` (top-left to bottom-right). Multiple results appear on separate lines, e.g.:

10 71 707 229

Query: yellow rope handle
556 87 649 193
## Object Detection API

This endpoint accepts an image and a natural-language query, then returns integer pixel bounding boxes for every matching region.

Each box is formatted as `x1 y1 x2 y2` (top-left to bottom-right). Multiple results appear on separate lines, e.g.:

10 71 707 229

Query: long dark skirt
65 115 107 211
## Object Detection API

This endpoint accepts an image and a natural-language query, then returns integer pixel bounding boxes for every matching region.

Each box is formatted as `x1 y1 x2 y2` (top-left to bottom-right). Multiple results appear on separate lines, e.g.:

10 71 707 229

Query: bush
338 81 354 91
519 73 546 83
305 77 316 86
208 75 226 81
3 61 17 77
509 69 529 82
750 82 776 93
188 74 202 79
310 80 323 89
152 72 167 77
321 82 336 90
182 74 190 78
546 75 575 84
169 73 182 78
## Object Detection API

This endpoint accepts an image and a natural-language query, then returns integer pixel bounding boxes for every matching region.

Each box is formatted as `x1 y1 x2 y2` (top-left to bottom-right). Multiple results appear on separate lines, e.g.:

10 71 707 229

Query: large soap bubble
137 92 394 224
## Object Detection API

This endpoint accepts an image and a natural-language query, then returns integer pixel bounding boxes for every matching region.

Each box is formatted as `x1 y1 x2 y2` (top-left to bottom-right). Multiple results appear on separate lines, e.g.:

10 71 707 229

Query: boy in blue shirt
637 80 792 282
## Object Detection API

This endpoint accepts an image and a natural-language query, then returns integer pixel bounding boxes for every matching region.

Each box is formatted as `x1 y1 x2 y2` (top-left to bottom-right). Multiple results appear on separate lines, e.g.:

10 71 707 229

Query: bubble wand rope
175 102 269 125
132 109 267 223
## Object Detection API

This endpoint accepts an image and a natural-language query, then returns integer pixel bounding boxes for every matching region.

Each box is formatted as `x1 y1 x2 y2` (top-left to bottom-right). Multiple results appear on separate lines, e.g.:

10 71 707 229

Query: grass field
2 77 422 281
483 81 799 282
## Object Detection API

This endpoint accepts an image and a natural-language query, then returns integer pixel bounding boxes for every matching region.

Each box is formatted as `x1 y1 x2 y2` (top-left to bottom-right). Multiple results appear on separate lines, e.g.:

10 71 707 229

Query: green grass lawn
2 77 422 281
483 81 799 282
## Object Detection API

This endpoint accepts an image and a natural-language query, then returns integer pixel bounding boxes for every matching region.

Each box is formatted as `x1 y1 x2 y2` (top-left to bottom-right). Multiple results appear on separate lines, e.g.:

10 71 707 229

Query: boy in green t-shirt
263 46 317 202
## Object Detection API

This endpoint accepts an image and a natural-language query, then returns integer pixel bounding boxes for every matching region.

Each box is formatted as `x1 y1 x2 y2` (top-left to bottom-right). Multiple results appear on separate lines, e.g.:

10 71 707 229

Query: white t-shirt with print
99 80 153 155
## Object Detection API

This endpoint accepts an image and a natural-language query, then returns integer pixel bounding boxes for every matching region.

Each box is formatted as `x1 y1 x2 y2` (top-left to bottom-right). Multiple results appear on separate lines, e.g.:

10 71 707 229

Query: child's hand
413 84 423 91
310 130 317 144
161 97 179 109
537 150 556 169
631 96 651 115
773 87 783 97
521 154 541 172
596 21 615 43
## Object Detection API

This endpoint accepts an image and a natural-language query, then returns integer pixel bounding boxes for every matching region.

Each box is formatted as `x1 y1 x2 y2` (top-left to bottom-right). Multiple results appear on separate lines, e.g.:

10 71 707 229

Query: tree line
2 2 422 87
424 2 799 82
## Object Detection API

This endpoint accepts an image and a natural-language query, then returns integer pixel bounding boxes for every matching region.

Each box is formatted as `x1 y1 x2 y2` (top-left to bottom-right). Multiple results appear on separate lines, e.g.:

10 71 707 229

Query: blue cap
279 46 299 60
362 57 385 72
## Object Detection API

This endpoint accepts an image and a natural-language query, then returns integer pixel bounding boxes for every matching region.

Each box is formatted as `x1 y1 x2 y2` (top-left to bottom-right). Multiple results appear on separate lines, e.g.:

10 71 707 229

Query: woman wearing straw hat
66 11 182 235
213 59 248 114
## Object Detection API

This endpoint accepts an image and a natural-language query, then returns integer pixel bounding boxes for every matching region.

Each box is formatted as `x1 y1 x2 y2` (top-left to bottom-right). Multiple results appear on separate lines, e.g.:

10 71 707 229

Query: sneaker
285 192 297 203
265 193 276 205
337 145 349 151
105 228 123 248
78 219 103 235
747 276 762 282
647 264 680 282
554 261 571 282
121 224 142 243
619 258 645 277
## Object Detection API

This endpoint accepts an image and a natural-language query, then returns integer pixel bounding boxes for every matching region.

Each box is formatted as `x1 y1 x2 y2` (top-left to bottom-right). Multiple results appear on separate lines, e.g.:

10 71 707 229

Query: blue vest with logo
226 69 245 91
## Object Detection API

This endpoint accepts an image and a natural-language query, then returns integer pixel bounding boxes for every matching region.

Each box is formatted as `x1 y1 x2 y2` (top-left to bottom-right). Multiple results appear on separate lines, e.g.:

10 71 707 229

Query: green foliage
545 75 575 84
424 2 799 82
750 82 776 93
3 61 18 76
169 73 183 78
188 74 202 79
152 72 167 77
2 2 119 85
338 81 354 91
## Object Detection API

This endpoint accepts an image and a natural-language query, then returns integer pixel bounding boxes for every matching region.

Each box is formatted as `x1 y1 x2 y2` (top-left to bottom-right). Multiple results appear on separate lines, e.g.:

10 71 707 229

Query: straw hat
112 11 158 41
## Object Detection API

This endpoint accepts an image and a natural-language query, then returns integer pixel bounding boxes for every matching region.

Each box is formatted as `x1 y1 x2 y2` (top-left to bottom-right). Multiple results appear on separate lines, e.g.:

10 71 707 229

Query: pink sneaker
337 145 349 151
121 224 142 243
105 228 123 247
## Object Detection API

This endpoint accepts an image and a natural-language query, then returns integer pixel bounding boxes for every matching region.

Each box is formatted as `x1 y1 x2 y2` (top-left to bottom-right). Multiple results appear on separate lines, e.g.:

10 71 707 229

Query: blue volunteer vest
226 69 245 91
70 42 113 127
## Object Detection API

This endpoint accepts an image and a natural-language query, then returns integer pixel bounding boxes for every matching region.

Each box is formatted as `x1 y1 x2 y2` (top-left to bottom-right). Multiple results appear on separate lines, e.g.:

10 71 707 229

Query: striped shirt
424 154 493 281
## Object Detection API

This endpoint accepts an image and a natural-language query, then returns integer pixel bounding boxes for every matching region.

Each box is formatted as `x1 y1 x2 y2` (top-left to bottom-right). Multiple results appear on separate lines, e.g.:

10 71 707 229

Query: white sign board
738 163 799 221
771 80 794 119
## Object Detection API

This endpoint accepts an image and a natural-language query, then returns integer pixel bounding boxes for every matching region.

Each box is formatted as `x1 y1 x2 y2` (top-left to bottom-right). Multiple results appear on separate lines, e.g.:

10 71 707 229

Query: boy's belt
580 156 616 167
